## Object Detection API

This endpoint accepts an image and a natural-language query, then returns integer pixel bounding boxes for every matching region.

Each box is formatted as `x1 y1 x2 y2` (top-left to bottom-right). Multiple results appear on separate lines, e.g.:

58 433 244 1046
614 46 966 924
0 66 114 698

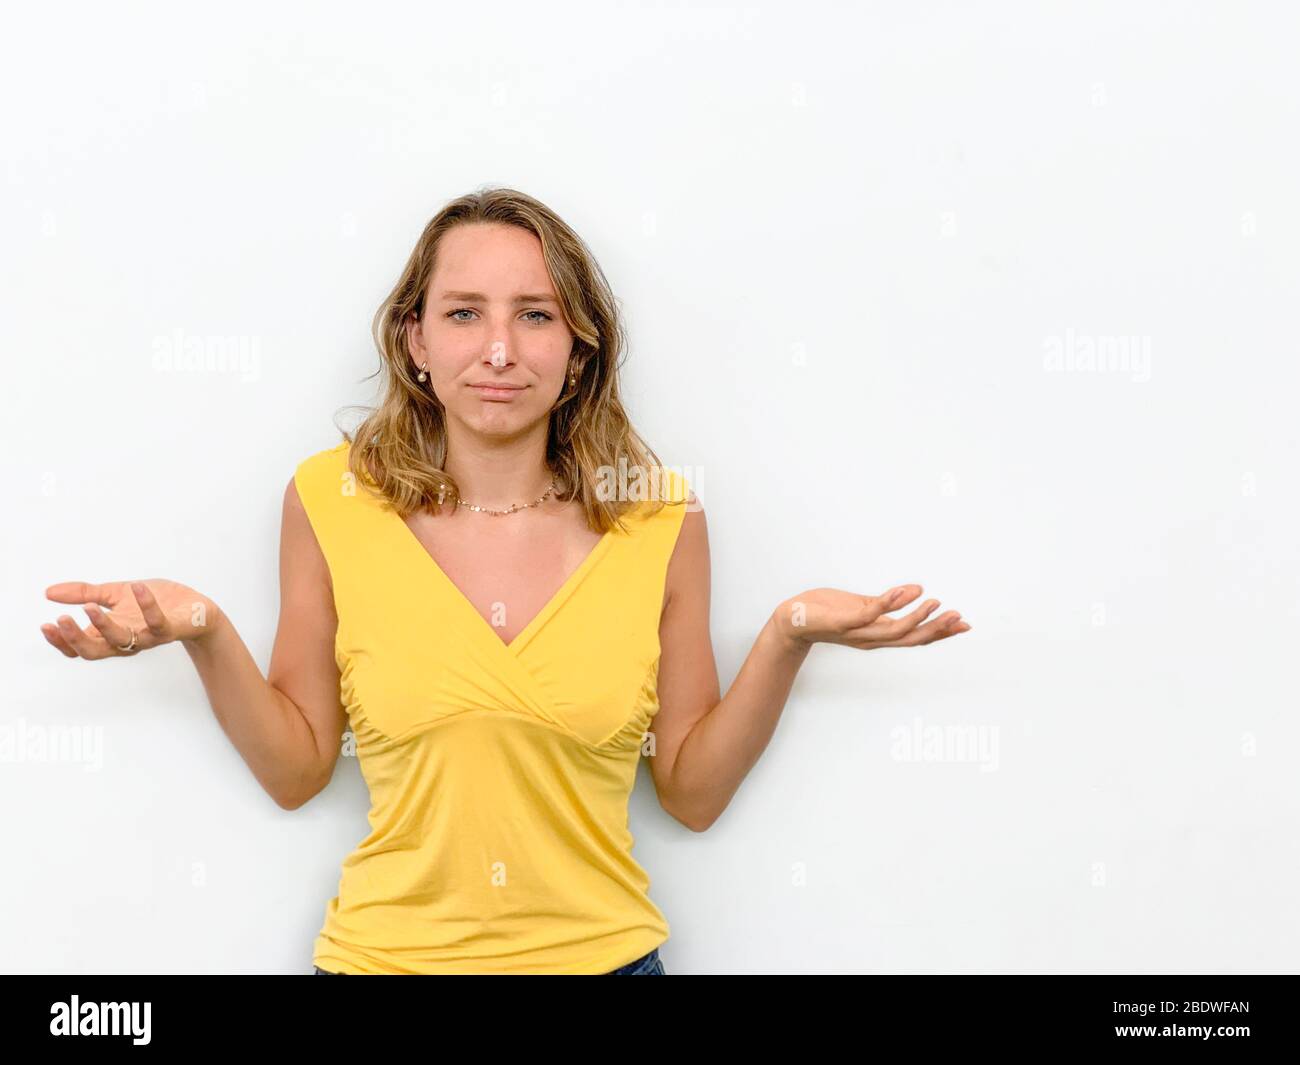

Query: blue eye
445 308 553 323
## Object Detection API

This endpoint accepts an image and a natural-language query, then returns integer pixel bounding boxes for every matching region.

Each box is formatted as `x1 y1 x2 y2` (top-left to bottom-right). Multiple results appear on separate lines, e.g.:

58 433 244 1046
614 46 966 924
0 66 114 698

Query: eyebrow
437 290 558 304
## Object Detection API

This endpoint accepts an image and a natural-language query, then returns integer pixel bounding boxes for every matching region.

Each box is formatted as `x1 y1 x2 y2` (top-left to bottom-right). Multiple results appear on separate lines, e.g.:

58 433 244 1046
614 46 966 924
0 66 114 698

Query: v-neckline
388 505 619 656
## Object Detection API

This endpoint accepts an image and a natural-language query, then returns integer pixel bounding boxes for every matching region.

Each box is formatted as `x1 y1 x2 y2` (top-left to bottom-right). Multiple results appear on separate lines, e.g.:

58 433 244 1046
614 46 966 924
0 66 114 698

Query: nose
484 338 515 369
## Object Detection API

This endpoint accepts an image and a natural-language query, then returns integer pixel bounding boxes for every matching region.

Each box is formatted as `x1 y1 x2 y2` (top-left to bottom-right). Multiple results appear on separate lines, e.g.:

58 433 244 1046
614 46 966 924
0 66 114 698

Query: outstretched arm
649 498 969 832
39 476 349 811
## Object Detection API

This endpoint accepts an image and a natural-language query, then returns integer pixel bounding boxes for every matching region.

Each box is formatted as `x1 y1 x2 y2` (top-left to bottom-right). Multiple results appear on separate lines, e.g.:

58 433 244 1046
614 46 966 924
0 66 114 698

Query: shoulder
625 465 695 514
652 466 699 530
605 466 695 539
658 467 694 506
662 474 708 610
293 440 352 489
294 440 351 480
290 440 354 513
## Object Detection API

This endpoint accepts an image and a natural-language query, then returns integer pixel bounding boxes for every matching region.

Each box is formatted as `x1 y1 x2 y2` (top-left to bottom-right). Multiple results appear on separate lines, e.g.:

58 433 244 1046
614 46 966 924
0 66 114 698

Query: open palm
41 579 220 660
776 584 970 649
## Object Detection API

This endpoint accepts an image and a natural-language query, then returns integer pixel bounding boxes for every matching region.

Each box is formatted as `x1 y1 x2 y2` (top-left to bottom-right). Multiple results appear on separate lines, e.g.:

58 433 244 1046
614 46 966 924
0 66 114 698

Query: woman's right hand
40 580 222 660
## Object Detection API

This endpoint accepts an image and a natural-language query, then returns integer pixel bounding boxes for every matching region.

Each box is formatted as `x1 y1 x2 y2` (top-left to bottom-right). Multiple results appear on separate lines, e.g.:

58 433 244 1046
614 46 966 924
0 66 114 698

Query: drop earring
417 361 428 382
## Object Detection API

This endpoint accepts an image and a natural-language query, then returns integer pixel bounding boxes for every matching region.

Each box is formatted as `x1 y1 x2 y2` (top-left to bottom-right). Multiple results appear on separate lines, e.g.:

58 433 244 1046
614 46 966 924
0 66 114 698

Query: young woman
40 187 969 975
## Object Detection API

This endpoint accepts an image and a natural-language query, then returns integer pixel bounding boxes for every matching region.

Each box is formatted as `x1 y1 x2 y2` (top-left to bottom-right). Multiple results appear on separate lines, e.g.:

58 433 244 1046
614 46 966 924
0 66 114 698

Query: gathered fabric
294 442 691 974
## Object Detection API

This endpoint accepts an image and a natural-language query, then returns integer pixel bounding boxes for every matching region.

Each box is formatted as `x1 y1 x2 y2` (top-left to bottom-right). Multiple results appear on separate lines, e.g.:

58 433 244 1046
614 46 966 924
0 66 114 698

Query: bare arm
42 476 346 811
183 477 345 808
649 495 971 832
648 499 809 832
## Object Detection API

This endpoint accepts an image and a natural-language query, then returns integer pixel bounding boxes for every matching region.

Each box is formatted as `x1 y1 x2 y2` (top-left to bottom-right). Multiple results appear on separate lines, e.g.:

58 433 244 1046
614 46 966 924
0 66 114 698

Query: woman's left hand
772 585 969 650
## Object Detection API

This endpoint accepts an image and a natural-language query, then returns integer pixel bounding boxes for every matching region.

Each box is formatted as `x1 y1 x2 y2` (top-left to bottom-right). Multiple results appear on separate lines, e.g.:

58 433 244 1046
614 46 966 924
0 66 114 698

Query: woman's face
406 222 575 439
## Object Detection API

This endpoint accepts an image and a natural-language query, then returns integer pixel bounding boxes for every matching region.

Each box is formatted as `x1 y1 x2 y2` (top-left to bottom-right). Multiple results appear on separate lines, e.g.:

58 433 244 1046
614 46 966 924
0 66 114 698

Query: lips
468 383 526 400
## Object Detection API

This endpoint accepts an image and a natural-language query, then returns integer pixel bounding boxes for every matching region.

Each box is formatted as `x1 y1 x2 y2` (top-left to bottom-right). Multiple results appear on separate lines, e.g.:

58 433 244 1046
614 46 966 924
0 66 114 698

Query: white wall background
3 1 1296 974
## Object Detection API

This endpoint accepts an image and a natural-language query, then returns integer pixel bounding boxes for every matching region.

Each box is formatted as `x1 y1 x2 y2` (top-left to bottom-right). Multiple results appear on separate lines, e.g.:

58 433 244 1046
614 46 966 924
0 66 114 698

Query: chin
458 407 543 434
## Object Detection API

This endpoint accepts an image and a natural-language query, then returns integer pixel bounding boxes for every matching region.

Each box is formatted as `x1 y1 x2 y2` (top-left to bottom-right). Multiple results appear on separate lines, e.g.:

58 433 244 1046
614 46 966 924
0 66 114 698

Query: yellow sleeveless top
293 441 691 974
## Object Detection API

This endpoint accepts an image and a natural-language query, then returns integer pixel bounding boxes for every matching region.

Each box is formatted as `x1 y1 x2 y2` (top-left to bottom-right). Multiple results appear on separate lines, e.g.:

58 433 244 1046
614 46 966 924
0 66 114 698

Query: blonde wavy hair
336 186 681 534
